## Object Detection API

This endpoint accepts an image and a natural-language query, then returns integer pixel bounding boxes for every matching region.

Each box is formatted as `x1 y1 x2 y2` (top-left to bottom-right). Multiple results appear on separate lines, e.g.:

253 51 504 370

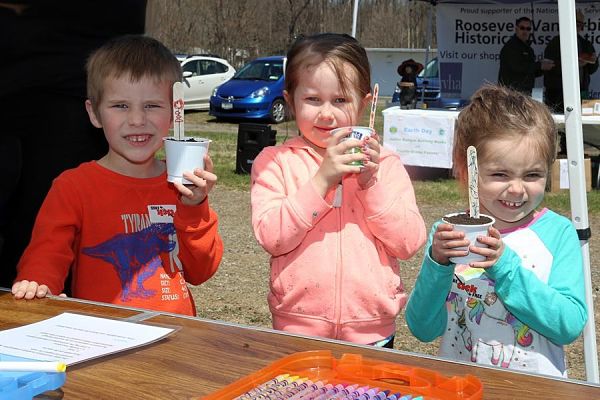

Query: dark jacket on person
498 34 542 94
544 34 599 93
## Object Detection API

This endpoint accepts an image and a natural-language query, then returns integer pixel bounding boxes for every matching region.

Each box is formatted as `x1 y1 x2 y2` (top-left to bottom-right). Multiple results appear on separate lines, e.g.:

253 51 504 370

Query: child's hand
312 128 365 195
468 227 504 269
174 154 217 206
431 223 470 265
357 133 381 189
12 280 51 300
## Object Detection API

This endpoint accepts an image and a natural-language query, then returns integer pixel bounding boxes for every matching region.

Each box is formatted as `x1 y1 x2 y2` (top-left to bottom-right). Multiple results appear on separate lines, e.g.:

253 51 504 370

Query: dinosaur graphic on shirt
82 223 176 301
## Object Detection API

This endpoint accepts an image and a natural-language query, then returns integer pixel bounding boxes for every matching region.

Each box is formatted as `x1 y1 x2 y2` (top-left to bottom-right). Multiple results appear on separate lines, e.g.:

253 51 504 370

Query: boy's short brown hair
86 35 182 115
453 84 557 186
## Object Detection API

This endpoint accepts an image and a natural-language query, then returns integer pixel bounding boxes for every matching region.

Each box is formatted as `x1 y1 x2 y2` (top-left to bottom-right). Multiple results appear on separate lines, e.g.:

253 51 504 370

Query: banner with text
383 109 456 169
437 3 600 100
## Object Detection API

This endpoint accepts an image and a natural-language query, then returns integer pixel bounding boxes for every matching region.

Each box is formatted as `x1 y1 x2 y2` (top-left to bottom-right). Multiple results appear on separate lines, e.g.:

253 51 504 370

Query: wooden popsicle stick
467 145 480 218
173 82 185 140
369 83 379 130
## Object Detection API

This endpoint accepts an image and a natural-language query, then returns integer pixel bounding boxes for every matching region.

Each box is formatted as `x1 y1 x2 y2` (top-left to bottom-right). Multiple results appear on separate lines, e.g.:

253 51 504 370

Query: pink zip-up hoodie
250 136 426 344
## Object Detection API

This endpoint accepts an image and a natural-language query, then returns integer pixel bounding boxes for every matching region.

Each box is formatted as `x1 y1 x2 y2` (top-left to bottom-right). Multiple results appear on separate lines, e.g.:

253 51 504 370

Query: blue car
392 57 468 110
209 56 286 123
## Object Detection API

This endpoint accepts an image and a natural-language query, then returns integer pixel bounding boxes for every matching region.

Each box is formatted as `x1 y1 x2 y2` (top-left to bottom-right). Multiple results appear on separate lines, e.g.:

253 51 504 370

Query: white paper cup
163 137 211 184
442 212 495 264
330 126 374 166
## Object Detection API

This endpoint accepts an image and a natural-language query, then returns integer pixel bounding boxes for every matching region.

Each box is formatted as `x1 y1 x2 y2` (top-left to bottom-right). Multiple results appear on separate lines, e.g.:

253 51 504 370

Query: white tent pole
351 0 359 38
557 0 599 384
421 2 434 105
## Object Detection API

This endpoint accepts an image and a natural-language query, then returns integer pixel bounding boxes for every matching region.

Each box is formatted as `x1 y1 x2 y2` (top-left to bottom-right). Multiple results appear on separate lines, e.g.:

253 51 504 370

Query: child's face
285 61 370 149
476 137 548 230
85 73 172 173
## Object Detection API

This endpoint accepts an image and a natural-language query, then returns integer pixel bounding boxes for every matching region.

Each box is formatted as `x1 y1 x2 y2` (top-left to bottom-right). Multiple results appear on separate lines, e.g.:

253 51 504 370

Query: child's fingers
435 227 465 241
173 180 195 197
476 235 500 248
365 136 381 153
193 168 217 185
331 127 353 143
361 145 379 165
12 280 29 299
436 223 458 233
203 154 214 173
12 281 40 300
338 138 362 154
36 285 49 298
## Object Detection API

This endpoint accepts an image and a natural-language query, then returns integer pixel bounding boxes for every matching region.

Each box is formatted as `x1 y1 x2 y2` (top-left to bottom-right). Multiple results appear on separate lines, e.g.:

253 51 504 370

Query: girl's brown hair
453 84 557 187
86 35 182 115
284 33 371 116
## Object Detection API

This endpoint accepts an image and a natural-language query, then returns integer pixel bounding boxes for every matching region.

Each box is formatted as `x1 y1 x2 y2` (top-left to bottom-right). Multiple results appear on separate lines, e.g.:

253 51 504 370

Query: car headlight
212 87 219 97
250 87 270 98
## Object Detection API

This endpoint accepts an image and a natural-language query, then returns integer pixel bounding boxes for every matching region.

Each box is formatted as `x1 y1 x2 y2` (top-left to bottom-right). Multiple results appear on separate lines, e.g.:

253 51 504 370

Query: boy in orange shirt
11 35 223 316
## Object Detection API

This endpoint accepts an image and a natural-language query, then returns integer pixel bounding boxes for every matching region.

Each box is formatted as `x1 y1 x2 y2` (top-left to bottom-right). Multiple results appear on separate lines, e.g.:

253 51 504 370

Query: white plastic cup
163 137 211 184
442 212 496 264
330 126 374 166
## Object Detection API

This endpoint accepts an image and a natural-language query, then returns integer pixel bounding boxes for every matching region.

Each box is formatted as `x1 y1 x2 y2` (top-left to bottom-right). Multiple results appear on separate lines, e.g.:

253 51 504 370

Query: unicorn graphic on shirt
466 293 533 368
449 267 533 369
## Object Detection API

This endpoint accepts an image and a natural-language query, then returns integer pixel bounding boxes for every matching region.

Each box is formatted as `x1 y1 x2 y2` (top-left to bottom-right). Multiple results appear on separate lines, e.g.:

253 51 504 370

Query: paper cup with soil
330 126 375 166
164 82 211 184
163 137 211 184
443 146 495 264
442 212 495 264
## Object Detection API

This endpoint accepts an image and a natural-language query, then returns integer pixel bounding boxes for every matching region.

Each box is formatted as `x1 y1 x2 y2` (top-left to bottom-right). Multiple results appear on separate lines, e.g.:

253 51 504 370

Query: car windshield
233 60 284 81
418 58 438 79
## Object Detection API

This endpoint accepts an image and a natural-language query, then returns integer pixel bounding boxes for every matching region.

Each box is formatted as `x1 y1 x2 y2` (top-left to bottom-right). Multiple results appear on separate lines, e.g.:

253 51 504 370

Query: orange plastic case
204 350 482 400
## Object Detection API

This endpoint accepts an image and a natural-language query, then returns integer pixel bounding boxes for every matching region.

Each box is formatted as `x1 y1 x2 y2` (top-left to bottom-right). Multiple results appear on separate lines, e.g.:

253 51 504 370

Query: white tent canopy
353 0 599 383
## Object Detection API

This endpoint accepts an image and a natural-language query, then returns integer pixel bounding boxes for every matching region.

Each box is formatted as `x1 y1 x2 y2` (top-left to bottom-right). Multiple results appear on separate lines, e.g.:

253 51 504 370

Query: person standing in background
498 17 554 95
0 1 147 288
544 9 599 113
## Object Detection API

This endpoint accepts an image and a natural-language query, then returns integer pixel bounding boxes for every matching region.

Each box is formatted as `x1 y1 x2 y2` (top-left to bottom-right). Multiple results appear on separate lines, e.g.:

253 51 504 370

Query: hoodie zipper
334 189 343 339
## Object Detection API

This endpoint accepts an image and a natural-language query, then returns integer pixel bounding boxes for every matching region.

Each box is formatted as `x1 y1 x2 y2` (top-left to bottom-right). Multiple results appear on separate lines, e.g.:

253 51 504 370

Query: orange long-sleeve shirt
16 161 223 315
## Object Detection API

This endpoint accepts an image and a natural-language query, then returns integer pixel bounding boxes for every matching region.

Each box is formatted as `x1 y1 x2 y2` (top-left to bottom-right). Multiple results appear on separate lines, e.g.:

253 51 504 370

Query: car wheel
270 99 286 124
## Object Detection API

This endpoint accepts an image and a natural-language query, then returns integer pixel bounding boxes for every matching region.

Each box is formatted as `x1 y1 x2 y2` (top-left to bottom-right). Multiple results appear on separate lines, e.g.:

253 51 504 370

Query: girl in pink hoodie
250 33 426 347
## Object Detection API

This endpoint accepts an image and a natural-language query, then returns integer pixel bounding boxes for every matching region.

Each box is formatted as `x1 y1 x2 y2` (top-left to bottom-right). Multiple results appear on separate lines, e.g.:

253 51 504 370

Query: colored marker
286 380 326 400
328 384 359 399
253 377 305 399
384 393 403 400
302 383 334 400
356 388 381 399
346 385 371 399
370 390 391 400
273 379 317 399
0 361 66 373
313 383 346 400
235 374 290 399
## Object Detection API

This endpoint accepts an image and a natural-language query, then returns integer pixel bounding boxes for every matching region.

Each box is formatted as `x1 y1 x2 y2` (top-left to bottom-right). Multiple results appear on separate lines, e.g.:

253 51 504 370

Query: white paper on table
0 312 175 365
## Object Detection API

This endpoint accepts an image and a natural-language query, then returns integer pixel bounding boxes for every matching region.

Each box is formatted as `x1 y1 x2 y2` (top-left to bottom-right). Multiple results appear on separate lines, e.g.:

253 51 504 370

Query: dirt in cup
443 213 493 225
165 137 205 142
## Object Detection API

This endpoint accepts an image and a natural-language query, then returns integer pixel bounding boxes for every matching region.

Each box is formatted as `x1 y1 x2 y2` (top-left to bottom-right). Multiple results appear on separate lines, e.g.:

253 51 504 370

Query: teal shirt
405 209 587 377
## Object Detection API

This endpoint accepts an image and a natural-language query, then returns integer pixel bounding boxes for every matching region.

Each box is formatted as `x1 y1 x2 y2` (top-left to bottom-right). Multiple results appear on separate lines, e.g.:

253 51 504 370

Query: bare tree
145 0 434 66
